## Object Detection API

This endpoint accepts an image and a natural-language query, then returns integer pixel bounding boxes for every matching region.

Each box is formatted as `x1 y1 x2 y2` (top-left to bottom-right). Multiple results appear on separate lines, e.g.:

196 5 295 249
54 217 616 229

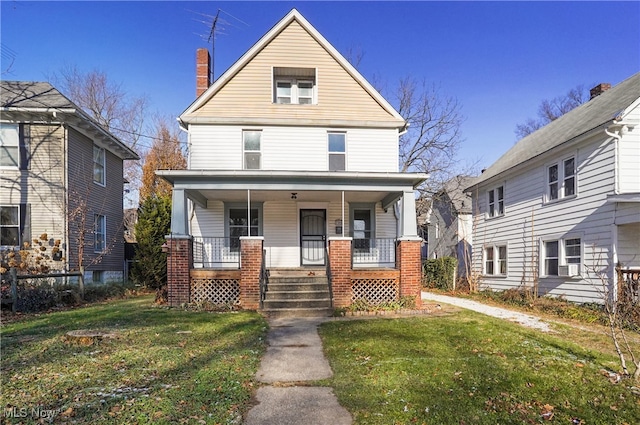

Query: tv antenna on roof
190 8 249 82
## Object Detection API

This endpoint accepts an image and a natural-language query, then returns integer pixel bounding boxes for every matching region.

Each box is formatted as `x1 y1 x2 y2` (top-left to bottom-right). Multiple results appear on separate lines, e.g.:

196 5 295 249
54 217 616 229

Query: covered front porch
158 170 428 312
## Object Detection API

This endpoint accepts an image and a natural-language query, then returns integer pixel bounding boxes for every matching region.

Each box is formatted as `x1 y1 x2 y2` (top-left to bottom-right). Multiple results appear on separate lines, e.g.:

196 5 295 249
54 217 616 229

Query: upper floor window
547 157 575 201
273 67 316 105
487 185 504 218
243 130 261 170
94 214 106 253
0 123 19 168
93 145 105 185
328 132 346 171
0 206 19 247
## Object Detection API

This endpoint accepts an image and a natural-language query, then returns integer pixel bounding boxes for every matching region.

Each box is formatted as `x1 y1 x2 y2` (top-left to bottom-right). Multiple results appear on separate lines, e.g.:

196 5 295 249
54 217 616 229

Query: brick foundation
329 238 352 308
239 237 263 310
397 238 422 308
166 236 193 307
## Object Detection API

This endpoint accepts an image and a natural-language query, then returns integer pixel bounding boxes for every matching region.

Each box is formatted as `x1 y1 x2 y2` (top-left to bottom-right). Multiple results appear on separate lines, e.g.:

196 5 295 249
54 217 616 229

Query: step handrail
325 246 333 308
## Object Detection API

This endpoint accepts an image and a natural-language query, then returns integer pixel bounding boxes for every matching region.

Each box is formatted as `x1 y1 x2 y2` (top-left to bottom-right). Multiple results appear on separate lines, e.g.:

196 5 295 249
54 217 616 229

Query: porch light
335 219 342 234
291 192 297 199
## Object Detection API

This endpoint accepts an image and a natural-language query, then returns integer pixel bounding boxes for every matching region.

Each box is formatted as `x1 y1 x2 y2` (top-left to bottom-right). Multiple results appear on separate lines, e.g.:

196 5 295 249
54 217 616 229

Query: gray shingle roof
1 80 139 160
468 72 640 189
1 81 76 109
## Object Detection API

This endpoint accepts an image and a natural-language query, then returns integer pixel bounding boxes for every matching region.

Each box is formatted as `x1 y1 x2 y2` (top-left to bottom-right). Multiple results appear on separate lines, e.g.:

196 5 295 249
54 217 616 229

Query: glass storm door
300 209 326 266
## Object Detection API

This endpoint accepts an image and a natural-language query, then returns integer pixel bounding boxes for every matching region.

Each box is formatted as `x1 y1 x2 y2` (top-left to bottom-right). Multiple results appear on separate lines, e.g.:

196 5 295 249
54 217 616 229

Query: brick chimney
590 83 611 100
196 48 211 97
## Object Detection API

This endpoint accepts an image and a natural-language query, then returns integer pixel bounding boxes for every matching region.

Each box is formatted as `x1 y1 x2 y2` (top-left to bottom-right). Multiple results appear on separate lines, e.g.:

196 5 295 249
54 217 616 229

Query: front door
300 209 326 266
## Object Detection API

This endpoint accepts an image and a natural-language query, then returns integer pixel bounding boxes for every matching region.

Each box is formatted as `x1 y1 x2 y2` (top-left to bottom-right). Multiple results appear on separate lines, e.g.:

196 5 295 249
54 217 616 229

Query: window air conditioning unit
558 264 579 277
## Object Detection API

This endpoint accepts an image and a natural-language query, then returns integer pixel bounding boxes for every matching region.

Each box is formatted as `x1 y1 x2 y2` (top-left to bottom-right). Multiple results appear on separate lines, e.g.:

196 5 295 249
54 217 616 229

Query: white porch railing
193 237 240 269
352 238 396 268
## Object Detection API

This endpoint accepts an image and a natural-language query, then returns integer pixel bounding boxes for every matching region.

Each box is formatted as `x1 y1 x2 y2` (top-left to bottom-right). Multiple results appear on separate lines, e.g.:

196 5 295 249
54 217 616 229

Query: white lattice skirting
351 278 399 304
191 278 240 305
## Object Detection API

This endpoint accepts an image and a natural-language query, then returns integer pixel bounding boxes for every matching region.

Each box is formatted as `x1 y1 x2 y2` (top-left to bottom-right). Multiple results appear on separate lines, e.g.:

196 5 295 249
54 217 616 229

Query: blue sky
2 1 639 171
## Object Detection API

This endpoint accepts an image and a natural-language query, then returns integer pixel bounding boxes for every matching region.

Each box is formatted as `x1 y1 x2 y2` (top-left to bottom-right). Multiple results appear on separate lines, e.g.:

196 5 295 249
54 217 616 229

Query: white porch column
400 190 419 238
171 188 189 236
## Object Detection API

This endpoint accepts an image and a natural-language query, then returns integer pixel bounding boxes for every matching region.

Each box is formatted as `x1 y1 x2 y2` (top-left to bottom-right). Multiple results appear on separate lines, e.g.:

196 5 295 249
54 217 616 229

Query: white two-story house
466 73 640 303
158 9 428 313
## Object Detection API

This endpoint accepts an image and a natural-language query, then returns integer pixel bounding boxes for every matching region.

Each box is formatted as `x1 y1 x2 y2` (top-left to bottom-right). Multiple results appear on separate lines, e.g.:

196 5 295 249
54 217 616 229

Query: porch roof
158 169 427 207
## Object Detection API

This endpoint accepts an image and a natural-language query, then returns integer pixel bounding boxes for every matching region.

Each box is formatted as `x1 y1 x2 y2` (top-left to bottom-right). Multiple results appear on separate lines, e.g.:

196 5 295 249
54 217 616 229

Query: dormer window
273 67 316 105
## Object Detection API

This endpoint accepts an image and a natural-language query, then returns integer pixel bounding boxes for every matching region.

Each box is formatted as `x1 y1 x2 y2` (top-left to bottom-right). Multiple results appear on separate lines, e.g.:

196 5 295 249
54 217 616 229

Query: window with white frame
226 205 262 251
94 214 106 252
547 157 576 201
273 67 316 105
93 145 105 185
542 237 582 276
484 245 507 276
0 206 19 247
243 130 261 170
328 132 346 171
0 123 19 168
487 185 504 218
351 206 374 251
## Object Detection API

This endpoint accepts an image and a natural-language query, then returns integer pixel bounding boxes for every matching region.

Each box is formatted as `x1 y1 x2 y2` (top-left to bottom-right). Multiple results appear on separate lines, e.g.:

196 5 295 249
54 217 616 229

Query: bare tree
50 66 147 204
515 84 589 139
393 76 465 194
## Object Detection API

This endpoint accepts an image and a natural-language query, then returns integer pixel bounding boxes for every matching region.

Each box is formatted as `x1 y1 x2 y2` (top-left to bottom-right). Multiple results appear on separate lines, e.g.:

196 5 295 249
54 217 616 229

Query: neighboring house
466 73 640 303
157 9 428 312
0 81 139 283
426 175 473 278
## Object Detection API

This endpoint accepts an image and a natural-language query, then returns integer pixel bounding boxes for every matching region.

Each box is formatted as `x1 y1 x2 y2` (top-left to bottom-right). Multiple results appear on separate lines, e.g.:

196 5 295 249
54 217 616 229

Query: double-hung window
0 123 19 168
328 132 346 171
542 237 582 276
273 67 316 105
243 130 261 170
226 204 262 252
93 145 105 185
487 185 504 218
0 206 20 247
94 214 106 253
547 157 576 201
484 245 507 276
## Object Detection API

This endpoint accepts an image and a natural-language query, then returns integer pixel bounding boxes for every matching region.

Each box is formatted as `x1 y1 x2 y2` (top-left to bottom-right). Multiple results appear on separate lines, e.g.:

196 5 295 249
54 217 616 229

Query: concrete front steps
261 268 333 318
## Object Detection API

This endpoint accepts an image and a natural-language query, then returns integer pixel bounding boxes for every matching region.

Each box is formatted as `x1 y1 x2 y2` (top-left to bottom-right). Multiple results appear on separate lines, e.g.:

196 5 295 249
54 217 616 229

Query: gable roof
1 80 139 160
439 175 473 214
469 72 640 189
180 8 406 128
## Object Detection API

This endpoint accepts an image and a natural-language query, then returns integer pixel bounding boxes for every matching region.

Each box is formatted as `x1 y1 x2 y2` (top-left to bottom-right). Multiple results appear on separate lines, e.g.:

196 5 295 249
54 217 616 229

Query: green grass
319 311 640 424
1 295 268 424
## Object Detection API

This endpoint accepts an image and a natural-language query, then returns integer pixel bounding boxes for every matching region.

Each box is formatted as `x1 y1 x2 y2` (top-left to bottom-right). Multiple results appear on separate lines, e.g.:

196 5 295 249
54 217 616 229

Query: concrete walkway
244 317 352 425
422 291 552 332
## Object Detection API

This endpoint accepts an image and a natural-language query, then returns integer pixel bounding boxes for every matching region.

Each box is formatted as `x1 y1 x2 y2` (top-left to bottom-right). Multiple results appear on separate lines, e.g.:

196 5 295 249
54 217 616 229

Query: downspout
63 123 70 273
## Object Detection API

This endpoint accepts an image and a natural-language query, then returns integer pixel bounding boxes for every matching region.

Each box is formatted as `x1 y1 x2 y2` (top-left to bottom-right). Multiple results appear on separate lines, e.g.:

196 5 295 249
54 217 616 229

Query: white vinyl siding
472 132 618 304
189 125 398 172
617 105 640 194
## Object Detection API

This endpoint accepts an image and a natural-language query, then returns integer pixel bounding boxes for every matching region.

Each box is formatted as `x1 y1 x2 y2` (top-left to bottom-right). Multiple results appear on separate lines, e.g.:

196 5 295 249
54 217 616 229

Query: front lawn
1 295 267 424
319 311 640 424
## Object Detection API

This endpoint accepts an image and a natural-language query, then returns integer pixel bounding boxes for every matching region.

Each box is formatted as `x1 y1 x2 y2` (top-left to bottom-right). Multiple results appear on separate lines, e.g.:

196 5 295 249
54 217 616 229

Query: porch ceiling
190 189 394 203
